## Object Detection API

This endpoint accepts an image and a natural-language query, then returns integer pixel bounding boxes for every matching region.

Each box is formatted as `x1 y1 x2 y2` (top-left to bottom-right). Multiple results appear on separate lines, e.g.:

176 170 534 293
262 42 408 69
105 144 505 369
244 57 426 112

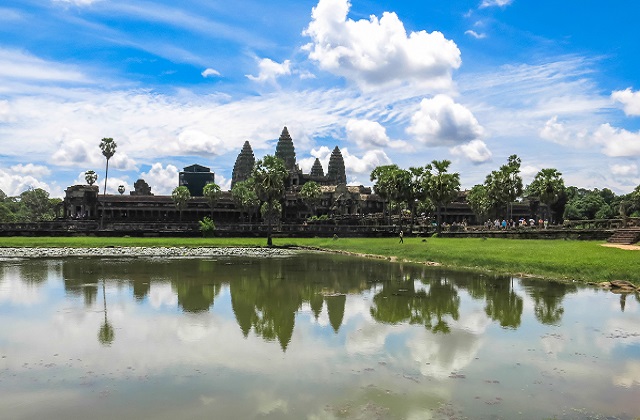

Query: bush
199 217 216 237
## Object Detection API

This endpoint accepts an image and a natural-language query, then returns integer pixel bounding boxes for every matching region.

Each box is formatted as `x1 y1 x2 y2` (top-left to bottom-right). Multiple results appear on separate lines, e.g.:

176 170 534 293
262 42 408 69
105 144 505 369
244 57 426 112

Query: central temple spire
275 126 296 171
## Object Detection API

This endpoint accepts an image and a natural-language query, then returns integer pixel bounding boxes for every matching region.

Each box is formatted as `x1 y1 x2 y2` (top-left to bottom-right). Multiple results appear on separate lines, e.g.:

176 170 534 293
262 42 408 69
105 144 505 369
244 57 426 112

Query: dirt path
601 243 640 251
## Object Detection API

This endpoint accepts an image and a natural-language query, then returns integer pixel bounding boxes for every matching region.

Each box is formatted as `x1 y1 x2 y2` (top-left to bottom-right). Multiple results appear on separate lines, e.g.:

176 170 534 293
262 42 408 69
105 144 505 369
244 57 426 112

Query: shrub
199 217 216 237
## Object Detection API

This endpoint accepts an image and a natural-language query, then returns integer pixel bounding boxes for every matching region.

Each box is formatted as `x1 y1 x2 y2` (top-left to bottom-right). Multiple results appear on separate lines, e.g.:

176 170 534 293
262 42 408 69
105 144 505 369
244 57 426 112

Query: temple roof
275 126 296 171
310 158 325 177
327 146 346 185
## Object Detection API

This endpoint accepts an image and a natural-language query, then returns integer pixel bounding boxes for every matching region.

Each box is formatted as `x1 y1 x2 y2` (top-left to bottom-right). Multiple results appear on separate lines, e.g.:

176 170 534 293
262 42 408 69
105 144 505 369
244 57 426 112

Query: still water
0 252 638 419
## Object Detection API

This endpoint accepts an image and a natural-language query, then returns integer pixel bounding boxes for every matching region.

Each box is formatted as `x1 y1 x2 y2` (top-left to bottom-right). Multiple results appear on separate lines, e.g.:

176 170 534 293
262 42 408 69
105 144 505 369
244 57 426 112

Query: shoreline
0 246 294 259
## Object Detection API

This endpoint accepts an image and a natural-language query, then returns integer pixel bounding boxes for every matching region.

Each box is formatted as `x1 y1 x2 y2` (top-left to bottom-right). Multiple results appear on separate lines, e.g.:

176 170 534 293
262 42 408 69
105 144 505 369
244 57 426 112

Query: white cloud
140 163 179 195
341 147 391 178
0 168 54 196
177 129 224 155
610 163 638 177
464 30 486 39
450 139 492 163
539 116 589 147
594 123 640 157
53 0 101 6
201 68 221 78
611 88 640 116
10 164 51 178
51 138 96 167
303 0 461 91
407 95 484 146
345 119 406 149
246 58 291 83
479 0 513 8
540 117 640 157
0 48 90 84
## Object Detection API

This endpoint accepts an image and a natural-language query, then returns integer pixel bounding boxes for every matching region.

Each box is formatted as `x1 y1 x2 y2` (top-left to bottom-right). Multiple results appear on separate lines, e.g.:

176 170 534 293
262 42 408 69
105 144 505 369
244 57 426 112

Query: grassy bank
1 236 638 284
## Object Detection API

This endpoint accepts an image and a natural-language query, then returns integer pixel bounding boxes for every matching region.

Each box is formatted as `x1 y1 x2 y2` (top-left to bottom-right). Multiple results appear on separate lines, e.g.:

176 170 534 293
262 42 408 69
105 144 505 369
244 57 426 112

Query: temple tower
310 158 325 177
275 126 297 171
231 141 256 188
327 146 347 185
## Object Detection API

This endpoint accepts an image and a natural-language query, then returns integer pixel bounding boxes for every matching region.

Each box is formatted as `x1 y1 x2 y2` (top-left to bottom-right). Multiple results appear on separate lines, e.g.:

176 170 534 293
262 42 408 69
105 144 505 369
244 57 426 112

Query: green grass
1 236 638 284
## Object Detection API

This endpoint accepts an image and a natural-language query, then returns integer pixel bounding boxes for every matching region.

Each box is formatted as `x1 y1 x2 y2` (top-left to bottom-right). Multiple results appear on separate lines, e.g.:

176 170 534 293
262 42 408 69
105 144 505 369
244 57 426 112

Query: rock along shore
0 247 295 259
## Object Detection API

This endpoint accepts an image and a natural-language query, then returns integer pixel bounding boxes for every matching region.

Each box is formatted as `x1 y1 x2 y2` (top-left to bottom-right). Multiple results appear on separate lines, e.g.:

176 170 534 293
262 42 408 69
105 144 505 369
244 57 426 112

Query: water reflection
1 253 639 419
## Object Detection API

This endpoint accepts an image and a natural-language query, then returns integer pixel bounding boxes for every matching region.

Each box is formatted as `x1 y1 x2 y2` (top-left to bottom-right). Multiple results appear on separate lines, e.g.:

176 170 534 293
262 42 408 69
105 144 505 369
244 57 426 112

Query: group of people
484 218 549 230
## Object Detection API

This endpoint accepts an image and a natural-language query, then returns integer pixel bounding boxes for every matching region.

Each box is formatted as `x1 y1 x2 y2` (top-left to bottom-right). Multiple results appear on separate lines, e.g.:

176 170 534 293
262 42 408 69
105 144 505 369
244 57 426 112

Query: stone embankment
0 247 295 259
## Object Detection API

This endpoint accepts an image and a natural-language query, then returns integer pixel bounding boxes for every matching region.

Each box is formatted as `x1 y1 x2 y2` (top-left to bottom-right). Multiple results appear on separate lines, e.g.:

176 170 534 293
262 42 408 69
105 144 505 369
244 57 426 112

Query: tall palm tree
171 186 191 221
202 182 221 218
527 168 565 221
99 138 117 195
423 160 460 233
252 155 288 246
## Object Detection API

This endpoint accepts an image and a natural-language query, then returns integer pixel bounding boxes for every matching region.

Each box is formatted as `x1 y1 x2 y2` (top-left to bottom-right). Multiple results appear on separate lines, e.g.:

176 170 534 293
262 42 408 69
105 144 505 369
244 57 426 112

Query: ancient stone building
310 158 324 177
327 146 347 185
130 179 153 196
179 164 215 196
231 141 256 188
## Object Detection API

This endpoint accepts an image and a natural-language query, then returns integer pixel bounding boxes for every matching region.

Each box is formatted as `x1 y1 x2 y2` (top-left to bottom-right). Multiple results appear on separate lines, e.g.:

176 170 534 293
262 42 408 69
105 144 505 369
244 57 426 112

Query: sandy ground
601 243 640 251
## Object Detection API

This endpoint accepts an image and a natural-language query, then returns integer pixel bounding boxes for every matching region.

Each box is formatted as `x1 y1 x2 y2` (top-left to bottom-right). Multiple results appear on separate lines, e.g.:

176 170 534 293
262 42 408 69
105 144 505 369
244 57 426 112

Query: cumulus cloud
540 117 640 157
140 163 179 195
246 58 291 83
594 124 640 157
539 116 589 146
611 88 640 116
10 163 51 178
303 0 461 90
479 0 513 8
177 129 224 155
51 138 96 167
450 139 492 163
0 168 53 196
407 95 484 146
345 119 406 149
201 68 221 78
464 30 486 39
610 163 638 177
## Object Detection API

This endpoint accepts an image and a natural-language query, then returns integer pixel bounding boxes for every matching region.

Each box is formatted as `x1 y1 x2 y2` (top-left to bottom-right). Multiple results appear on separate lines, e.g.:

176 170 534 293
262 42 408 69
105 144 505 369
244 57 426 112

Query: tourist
399 230 404 244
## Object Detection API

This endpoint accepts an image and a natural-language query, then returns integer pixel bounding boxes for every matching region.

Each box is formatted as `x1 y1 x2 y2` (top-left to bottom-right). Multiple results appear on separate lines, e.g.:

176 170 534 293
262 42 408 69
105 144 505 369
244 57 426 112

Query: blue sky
1 0 639 197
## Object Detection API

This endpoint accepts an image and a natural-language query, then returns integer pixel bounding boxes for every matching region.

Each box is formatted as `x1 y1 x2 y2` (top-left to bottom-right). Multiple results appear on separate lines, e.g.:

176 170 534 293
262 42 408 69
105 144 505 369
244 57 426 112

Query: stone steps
607 228 640 244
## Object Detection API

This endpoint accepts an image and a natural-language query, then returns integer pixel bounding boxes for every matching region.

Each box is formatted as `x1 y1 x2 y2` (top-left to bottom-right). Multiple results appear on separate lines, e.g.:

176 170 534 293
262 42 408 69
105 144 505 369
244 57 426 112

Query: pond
0 252 639 419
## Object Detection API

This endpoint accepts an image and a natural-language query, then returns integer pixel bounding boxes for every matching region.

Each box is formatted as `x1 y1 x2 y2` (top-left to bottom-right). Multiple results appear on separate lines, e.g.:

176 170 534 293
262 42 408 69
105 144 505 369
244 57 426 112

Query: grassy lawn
1 236 638 284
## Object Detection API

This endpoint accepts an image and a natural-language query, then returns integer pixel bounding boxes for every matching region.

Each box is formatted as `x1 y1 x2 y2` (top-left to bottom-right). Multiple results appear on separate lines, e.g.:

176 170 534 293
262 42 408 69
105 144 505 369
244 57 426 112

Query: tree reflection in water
56 254 584 350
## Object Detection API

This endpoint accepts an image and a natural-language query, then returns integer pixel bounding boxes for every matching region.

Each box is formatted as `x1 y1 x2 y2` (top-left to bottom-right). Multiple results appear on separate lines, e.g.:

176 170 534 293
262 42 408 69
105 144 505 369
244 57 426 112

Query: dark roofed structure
179 164 215 196
275 126 297 171
310 158 324 177
327 146 346 185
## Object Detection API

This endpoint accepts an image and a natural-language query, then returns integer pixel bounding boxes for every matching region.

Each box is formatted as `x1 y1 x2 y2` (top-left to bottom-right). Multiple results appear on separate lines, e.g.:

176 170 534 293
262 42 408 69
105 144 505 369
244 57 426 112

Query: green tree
299 181 322 216
370 165 398 224
526 168 565 221
486 155 523 219
231 179 259 223
202 182 221 218
99 138 117 195
171 186 191 221
252 155 288 246
423 160 460 233
84 170 98 186
467 184 491 223
20 188 54 221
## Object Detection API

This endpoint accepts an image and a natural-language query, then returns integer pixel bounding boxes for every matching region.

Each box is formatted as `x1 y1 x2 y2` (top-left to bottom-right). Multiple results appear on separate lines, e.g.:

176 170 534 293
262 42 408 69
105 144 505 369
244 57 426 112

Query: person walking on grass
399 230 404 244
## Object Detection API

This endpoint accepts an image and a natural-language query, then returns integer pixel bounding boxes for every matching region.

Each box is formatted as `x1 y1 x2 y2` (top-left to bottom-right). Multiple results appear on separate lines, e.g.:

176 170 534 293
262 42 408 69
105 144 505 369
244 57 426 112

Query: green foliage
526 168 565 220
485 155 523 218
467 184 491 221
231 179 259 222
252 155 288 246
203 182 221 215
20 188 57 221
299 181 322 215
423 160 460 232
171 186 191 220
84 170 98 186
198 217 216 237
99 137 117 195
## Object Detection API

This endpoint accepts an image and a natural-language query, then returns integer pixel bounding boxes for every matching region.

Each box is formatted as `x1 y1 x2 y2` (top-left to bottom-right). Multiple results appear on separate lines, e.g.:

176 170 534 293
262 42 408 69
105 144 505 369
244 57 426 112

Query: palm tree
98 280 114 346
202 182 221 218
423 160 460 233
231 179 259 223
299 181 322 217
252 155 288 246
171 186 191 221
85 170 98 186
117 185 125 195
99 138 117 195
527 168 565 221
